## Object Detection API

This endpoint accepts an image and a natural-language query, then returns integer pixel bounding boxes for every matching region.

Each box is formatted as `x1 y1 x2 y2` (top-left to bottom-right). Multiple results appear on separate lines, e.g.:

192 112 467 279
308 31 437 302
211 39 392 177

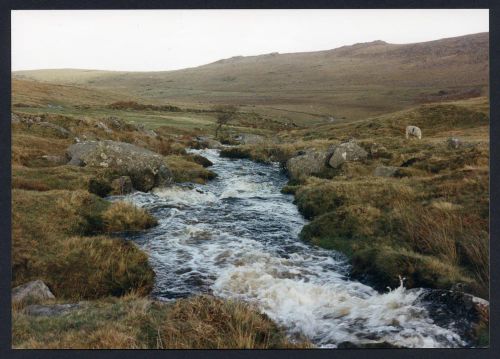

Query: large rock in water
192 136 222 149
329 141 368 169
286 149 332 181
419 289 489 345
12 280 55 303
67 140 173 192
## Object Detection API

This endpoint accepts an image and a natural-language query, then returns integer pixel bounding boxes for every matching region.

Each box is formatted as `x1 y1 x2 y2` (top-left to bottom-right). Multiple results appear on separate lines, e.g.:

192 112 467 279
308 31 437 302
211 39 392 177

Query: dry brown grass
46 236 154 299
12 295 307 349
102 201 157 233
165 155 216 183
12 189 155 299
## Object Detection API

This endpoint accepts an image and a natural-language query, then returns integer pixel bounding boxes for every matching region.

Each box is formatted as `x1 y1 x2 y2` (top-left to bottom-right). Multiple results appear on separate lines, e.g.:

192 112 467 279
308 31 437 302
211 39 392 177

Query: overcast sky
12 9 489 72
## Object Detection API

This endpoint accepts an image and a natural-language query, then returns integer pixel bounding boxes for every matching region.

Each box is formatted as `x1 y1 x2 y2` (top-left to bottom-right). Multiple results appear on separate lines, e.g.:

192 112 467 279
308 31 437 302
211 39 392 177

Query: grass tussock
46 236 154 299
165 155 217 183
12 295 307 349
12 189 155 299
102 201 158 233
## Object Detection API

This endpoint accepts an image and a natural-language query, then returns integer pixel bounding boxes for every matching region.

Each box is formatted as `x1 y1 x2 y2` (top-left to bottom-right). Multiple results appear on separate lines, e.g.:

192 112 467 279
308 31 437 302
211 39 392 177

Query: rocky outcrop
12 280 55 303
329 141 368 169
25 303 83 317
286 149 332 181
66 140 173 192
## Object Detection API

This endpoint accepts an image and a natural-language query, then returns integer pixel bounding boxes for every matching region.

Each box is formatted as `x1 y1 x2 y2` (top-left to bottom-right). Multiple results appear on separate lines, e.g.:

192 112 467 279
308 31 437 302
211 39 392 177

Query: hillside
13 32 489 121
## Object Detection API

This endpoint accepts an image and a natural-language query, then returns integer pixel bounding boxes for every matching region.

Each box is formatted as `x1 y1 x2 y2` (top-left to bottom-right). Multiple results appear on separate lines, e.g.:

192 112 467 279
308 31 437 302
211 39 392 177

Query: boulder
12 280 55 304
286 149 332 180
66 140 173 192
447 137 462 149
25 303 83 317
110 176 134 195
234 133 265 145
419 289 489 345
193 136 222 149
189 154 213 167
328 141 368 169
373 165 400 178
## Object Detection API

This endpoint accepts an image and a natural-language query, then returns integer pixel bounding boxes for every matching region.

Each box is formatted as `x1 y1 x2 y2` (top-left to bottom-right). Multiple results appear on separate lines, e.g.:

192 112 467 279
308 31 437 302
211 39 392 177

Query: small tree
213 105 238 139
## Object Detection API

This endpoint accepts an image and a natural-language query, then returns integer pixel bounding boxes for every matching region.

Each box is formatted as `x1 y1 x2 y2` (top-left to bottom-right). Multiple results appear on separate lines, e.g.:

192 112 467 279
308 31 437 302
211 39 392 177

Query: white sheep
406 125 422 139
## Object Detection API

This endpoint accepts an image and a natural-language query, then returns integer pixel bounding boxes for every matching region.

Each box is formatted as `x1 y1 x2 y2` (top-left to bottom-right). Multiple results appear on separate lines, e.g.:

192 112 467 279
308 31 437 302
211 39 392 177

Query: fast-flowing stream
113 148 467 348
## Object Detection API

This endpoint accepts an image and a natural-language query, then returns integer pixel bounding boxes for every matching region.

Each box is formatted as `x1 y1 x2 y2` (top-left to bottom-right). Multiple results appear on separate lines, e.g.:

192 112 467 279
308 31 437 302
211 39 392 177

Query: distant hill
13 32 489 121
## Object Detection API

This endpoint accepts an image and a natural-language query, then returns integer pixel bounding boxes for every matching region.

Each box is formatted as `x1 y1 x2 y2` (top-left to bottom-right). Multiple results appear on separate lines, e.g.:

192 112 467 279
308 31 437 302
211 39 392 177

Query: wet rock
419 289 489 345
190 154 213 167
12 280 55 304
286 149 332 181
110 176 134 195
447 137 462 149
25 303 83 317
66 140 173 192
329 141 368 169
337 341 401 349
373 165 400 178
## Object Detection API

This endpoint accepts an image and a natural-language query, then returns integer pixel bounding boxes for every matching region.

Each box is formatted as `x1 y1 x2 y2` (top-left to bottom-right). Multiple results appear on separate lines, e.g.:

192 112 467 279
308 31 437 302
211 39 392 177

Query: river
111 148 467 348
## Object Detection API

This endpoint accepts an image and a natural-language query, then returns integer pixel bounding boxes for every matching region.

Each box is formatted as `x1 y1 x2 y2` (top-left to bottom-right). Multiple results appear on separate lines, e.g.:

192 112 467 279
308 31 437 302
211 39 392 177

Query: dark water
112 148 467 348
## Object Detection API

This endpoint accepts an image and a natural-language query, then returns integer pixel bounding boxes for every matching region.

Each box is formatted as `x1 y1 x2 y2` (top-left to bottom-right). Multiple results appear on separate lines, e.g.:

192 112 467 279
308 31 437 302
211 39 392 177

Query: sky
11 9 489 72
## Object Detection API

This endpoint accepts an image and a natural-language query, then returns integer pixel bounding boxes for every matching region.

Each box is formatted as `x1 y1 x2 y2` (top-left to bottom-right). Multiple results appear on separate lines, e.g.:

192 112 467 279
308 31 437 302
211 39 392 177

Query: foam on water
114 148 467 348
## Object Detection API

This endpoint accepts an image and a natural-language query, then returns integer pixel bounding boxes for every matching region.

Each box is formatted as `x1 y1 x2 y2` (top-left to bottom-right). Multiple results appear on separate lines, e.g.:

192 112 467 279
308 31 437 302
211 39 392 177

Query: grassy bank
227 98 489 299
13 294 307 349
